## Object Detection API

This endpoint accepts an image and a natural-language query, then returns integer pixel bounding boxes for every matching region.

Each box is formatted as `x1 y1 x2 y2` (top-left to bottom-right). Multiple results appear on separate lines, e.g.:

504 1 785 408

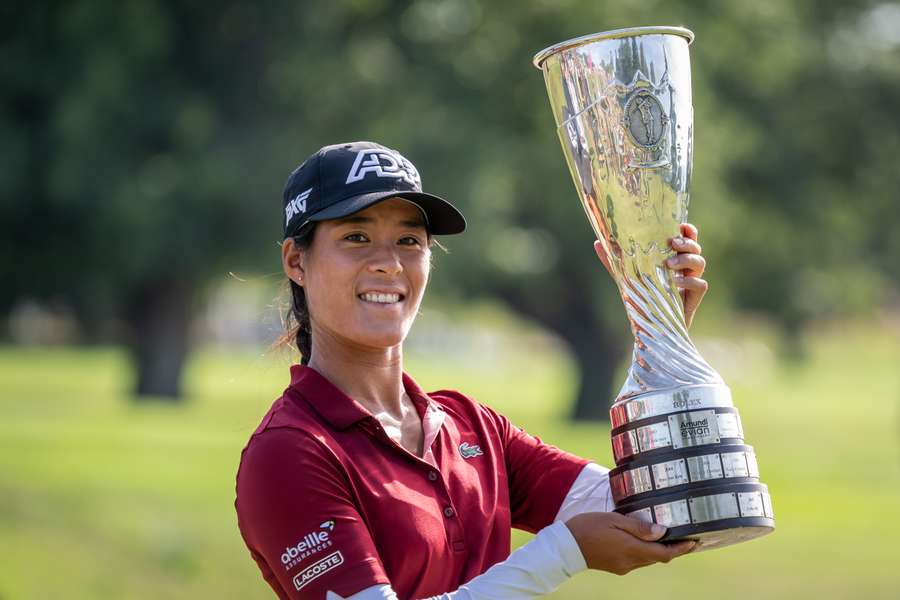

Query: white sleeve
327 463 611 600
327 521 584 600
553 462 615 521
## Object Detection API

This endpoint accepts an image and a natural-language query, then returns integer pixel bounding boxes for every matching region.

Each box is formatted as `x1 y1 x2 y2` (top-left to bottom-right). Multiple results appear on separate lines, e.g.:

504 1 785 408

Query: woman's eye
399 236 422 246
344 233 368 242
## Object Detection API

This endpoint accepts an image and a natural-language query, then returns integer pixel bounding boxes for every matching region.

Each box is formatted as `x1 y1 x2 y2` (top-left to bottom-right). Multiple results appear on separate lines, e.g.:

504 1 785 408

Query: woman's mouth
358 292 403 304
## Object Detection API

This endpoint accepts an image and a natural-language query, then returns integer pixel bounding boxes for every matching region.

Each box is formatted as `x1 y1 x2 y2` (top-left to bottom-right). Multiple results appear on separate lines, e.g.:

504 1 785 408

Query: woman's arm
238 425 593 600
326 464 604 599
554 462 614 521
236 429 391 599
329 520 586 599
556 466 695 575
329 463 689 600
330 515 689 600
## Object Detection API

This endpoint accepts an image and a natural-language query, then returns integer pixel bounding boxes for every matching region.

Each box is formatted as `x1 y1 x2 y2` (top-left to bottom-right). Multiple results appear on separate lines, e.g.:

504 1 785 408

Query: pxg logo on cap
281 141 466 239
284 188 312 228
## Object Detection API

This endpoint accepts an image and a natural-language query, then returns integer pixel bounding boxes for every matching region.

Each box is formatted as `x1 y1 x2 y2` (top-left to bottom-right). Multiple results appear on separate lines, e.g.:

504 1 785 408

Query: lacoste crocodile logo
458 442 483 459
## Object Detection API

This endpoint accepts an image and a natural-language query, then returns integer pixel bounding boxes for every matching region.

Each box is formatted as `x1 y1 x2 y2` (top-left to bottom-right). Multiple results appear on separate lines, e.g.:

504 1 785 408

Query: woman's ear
282 238 306 285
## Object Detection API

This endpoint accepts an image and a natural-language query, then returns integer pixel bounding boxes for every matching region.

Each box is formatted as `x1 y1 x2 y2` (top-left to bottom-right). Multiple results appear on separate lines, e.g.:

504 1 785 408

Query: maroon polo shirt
234 365 588 599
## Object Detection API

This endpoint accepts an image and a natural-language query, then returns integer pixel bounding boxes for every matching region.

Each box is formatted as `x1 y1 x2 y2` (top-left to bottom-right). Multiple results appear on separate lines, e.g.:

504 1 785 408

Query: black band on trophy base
611 406 744 464
615 482 774 552
610 443 760 503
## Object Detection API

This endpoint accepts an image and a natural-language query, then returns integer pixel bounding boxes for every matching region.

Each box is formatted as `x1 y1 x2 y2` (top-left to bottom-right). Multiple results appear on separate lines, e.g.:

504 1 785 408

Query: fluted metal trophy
533 27 774 551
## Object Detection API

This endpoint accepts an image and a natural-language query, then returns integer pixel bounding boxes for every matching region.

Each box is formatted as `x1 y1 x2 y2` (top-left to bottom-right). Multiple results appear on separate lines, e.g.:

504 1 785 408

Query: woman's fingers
607 526 697 572
669 236 702 256
680 222 699 240
634 538 697 565
566 512 697 576
666 252 706 276
677 275 709 328
611 513 667 541
668 223 707 328
674 275 709 293
664 540 698 560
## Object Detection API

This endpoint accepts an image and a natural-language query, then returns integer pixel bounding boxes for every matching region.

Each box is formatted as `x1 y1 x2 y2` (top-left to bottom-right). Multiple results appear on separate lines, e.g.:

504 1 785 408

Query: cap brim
305 190 466 235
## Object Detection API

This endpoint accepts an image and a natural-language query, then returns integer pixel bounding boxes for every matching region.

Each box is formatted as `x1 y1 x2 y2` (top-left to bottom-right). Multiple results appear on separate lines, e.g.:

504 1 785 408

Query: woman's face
287 198 431 353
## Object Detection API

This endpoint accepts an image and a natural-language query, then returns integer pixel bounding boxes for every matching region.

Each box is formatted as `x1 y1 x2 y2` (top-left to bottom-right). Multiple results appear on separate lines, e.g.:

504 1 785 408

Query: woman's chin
347 329 409 352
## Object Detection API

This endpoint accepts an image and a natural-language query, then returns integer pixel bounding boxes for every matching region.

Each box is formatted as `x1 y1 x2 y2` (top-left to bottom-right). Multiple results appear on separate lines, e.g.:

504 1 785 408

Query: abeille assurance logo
281 520 335 570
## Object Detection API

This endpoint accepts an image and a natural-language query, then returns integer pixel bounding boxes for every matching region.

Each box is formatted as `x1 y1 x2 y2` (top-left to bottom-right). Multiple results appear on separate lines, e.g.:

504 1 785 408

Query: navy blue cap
283 141 466 238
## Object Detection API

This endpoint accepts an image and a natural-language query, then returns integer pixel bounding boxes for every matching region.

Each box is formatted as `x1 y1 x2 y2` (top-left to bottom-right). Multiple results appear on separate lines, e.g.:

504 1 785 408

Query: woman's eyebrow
333 215 372 225
333 215 426 229
400 219 427 229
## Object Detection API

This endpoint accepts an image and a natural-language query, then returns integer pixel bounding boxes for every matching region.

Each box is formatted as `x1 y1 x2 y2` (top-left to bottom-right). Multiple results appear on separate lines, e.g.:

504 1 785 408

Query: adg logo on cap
345 148 421 187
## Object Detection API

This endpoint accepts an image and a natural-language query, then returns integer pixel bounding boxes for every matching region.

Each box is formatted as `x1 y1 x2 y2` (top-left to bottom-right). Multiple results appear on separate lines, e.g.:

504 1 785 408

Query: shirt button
443 507 455 518
428 471 438 481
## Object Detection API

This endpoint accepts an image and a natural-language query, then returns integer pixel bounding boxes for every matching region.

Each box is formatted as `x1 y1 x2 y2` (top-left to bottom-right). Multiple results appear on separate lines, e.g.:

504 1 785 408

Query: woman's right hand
565 512 697 575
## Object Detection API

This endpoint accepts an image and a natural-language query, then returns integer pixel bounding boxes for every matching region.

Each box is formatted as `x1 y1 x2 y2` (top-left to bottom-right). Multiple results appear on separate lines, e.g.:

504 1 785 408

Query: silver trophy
533 27 774 551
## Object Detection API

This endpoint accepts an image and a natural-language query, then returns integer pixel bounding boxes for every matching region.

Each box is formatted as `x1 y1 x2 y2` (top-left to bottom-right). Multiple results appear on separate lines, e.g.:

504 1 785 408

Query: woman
235 141 707 599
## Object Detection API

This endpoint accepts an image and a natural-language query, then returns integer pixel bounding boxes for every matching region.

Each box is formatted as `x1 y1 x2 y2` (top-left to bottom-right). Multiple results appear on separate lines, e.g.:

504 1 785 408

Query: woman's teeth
359 292 401 304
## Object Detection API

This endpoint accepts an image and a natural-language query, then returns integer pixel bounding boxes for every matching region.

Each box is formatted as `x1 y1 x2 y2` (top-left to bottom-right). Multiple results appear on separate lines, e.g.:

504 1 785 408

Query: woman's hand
565 512 696 576
666 223 707 328
592 223 708 328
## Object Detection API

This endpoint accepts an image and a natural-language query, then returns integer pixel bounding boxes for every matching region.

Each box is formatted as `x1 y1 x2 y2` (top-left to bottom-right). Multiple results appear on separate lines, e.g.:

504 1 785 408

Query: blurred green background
2 0 899 598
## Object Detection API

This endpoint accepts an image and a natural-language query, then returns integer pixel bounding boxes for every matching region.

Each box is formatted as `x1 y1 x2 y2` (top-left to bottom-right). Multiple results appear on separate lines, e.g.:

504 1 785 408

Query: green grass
0 319 898 599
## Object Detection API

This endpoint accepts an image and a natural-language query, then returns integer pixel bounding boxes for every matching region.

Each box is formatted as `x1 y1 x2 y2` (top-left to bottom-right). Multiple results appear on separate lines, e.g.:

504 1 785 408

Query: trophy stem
616 255 723 402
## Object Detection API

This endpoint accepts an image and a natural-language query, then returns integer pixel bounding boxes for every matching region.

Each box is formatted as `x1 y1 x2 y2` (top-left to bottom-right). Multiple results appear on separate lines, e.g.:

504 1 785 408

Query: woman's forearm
330 463 612 600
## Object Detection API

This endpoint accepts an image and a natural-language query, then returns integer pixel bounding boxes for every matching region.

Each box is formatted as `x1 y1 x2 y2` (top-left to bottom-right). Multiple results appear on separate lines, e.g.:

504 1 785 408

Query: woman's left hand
666 223 707 329
592 222 709 328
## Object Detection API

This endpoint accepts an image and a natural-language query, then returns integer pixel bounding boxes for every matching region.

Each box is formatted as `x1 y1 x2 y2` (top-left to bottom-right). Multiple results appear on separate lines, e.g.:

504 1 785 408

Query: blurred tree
2 0 898 414
692 0 900 352
0 1 279 398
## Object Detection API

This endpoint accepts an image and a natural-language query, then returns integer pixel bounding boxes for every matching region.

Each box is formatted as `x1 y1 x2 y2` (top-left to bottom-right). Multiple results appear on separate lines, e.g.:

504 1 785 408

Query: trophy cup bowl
533 27 774 551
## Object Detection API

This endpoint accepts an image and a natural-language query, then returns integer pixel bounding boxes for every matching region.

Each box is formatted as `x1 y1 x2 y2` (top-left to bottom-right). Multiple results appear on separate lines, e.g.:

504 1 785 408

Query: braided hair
275 224 316 364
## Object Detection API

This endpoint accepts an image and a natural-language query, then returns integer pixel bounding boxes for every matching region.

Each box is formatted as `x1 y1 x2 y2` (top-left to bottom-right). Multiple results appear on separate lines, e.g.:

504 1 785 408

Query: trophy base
660 517 775 553
615 482 775 553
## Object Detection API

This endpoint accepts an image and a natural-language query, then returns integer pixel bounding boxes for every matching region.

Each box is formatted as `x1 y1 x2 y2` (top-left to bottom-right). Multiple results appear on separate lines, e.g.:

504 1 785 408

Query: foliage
2 0 899 403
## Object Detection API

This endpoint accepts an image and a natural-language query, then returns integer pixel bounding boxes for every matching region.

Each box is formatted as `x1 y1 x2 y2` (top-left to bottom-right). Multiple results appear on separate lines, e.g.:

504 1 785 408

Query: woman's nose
367 243 402 274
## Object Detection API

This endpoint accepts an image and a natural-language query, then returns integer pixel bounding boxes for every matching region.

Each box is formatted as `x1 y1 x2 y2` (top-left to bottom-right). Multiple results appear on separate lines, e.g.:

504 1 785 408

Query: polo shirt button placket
443 507 455 518
428 471 438 482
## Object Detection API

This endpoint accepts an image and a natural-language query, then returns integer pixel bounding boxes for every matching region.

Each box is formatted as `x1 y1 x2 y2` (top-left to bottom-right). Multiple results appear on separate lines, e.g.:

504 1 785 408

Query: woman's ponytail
273 225 316 364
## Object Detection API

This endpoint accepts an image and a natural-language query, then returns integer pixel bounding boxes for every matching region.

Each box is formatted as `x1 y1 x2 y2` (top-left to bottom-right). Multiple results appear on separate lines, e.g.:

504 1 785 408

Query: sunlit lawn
0 317 898 599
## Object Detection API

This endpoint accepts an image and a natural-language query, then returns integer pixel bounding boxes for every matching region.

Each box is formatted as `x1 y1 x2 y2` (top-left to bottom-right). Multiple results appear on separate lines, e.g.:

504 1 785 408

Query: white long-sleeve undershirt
326 462 613 600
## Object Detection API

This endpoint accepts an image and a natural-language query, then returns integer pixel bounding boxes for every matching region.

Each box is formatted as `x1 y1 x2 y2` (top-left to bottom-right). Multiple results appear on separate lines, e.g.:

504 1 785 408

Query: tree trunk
568 328 628 422
494 280 629 423
123 277 195 401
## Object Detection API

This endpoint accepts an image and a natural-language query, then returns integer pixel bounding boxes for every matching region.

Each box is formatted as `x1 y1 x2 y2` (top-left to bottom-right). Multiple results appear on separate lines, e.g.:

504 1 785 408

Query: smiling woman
234 141 703 600
285 200 432 361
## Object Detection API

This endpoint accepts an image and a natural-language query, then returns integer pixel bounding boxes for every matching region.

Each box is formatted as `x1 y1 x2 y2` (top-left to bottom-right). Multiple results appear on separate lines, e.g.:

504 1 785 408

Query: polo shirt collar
288 364 441 430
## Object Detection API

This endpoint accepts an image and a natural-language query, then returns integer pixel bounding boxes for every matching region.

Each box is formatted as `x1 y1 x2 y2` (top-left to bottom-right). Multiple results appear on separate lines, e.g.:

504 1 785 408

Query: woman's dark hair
273 224 317 365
